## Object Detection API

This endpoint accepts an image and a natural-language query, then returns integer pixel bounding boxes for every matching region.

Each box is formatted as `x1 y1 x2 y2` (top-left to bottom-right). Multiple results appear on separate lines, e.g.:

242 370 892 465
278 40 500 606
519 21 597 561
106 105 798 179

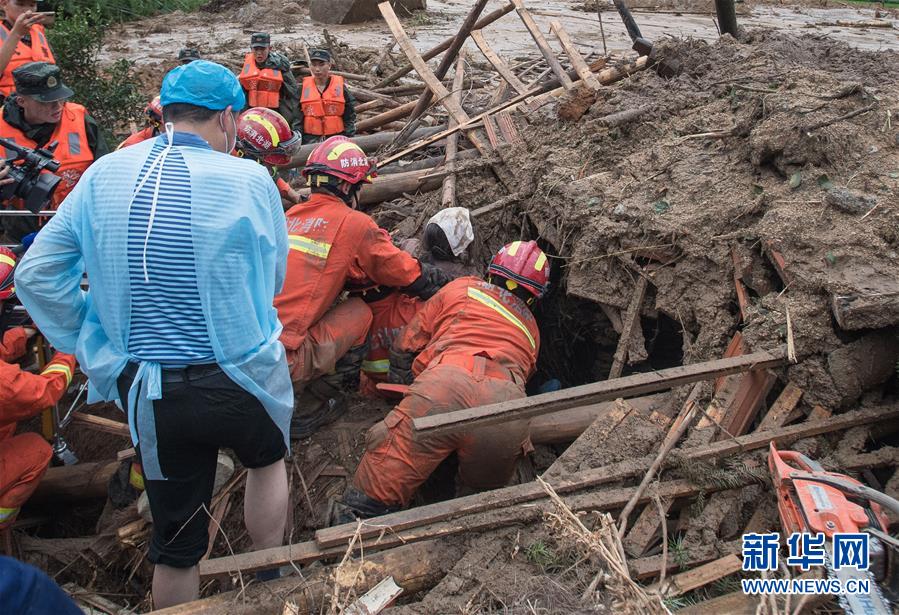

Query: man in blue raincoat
15 60 293 609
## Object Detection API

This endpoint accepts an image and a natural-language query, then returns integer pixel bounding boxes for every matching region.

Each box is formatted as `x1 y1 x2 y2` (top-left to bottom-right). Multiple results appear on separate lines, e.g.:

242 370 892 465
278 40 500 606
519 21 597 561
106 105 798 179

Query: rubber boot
290 378 348 440
333 340 369 390
329 487 400 526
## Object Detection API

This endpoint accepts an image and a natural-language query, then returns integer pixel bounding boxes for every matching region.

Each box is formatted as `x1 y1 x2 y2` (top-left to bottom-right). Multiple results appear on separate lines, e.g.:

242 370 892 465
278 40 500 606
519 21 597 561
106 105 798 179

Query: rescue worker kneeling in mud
0 245 75 529
353 206 480 397
234 106 302 206
274 135 450 439
335 240 550 520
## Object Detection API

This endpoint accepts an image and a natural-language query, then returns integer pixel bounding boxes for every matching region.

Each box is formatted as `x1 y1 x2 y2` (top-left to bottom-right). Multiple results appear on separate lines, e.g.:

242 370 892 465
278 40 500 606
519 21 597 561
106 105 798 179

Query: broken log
511 0 574 90
356 100 419 133
470 29 531 97
284 126 444 170
30 461 118 503
470 192 521 218
310 404 897 552
608 274 649 379
162 539 464 615
529 394 667 445
413 347 788 437
374 2 516 89
379 148 478 176
441 51 466 209
70 413 130 438
389 0 490 148
549 20 602 90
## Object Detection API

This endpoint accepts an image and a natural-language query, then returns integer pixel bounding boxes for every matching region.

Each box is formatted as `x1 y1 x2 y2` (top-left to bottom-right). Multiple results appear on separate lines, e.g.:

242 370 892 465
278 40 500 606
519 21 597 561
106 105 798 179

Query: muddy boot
329 487 400 526
290 377 348 440
333 340 369 390
107 460 143 509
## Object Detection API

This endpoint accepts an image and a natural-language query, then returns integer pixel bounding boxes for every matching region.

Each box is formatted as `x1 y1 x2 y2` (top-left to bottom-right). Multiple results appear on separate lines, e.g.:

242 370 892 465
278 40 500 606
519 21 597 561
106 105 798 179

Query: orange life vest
300 76 345 137
117 126 156 150
239 53 283 109
0 24 55 97
0 102 94 210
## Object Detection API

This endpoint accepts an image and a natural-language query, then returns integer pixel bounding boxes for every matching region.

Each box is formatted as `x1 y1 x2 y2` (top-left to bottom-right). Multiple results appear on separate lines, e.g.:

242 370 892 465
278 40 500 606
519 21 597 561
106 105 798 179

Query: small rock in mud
824 187 876 215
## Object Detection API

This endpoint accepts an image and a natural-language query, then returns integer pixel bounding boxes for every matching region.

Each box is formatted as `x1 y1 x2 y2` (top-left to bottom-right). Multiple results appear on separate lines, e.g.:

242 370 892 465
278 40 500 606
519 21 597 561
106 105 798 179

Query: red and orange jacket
274 192 422 351
394 276 540 384
0 23 54 97
0 328 75 440
117 126 156 150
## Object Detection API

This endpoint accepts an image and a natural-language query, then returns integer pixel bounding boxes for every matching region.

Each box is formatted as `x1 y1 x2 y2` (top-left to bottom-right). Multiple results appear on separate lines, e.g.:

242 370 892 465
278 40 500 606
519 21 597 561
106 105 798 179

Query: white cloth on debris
427 206 474 257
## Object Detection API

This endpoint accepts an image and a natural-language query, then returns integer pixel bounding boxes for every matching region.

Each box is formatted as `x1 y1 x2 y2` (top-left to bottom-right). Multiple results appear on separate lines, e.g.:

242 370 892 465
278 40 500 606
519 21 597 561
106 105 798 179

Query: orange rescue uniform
0 327 76 528
117 126 156 150
300 76 345 137
274 192 422 385
0 23 55 97
352 276 540 508
0 102 93 210
357 291 422 397
239 53 283 109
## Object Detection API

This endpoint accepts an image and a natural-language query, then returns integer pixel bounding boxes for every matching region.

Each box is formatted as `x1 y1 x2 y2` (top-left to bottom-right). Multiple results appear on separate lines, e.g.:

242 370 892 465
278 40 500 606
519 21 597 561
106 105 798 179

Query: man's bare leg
245 458 288 551
152 563 199 609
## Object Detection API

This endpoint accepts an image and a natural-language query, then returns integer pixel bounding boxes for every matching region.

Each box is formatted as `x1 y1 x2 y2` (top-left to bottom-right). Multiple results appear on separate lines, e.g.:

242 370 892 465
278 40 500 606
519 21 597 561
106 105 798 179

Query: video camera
0 138 61 213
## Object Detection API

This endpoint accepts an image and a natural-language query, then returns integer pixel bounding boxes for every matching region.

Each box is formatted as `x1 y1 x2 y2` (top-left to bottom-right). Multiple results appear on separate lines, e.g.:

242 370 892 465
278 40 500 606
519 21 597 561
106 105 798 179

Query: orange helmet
145 96 163 127
303 136 376 186
236 107 301 166
488 240 550 299
0 247 17 301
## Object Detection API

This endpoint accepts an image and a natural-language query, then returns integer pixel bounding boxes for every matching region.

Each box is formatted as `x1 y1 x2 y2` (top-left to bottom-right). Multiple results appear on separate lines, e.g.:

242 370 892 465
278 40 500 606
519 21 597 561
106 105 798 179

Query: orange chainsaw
769 442 899 614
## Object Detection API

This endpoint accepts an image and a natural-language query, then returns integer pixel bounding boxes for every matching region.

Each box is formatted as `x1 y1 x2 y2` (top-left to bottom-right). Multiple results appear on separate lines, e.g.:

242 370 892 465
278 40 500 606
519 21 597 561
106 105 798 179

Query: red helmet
237 108 301 166
0 247 17 301
302 136 376 186
488 240 550 299
145 96 163 126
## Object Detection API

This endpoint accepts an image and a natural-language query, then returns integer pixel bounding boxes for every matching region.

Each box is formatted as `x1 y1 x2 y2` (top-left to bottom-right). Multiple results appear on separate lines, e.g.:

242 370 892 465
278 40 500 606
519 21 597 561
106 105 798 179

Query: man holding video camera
0 61 108 240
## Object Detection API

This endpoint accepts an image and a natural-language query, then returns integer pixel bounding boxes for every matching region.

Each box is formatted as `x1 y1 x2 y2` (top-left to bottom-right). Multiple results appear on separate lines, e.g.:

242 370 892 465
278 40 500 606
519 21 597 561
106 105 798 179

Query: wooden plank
630 540 742 581
608 275 649 379
764 242 793 286
70 413 130 438
757 382 804 431
356 100 418 133
732 246 751 322
482 112 500 148
809 405 832 421
441 51 465 209
312 404 897 552
375 2 517 89
510 0 574 90
529 394 667 445
655 554 743 597
413 348 788 437
495 112 521 145
204 479 708 579
720 367 776 437
623 499 670 558
678 591 760 615
549 21 602 90
470 29 531 96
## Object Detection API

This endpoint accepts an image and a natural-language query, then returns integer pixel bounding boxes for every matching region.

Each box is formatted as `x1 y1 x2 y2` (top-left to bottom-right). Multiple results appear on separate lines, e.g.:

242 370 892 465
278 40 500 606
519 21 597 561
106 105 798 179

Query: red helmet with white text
487 240 550 299
236 107 301 166
302 136 376 186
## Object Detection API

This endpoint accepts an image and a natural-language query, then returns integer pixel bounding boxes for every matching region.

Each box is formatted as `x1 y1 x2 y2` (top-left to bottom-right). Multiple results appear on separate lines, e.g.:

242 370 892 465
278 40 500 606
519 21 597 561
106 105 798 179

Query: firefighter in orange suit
275 136 449 439
238 32 300 131
298 48 355 145
0 247 76 528
0 62 108 241
0 0 55 100
336 240 550 521
117 96 162 150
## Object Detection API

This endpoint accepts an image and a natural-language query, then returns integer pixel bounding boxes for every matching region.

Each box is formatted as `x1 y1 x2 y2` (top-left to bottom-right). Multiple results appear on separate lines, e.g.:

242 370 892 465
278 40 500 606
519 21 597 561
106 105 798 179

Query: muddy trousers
352 360 530 508
285 298 373 389
0 431 52 528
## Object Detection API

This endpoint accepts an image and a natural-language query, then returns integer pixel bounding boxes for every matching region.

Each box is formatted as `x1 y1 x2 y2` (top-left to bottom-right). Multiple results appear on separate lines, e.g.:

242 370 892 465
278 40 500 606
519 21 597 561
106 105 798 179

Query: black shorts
117 365 286 568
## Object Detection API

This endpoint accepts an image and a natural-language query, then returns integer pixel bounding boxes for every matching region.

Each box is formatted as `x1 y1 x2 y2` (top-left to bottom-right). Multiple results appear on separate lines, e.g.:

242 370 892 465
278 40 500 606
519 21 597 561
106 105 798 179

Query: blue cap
160 60 246 111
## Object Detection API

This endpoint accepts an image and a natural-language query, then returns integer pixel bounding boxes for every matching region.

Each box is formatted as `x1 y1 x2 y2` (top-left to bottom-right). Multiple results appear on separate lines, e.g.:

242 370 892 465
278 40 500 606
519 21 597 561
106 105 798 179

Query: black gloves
388 346 416 385
402 261 450 301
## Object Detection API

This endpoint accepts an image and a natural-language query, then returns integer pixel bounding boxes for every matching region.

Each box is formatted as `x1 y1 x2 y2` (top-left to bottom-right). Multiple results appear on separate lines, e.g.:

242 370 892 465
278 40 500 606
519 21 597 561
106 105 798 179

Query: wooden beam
630 540 742 581
677 591 760 615
623 498 670 558
549 21 602 90
413 348 788 437
510 0 574 90
309 404 897 553
441 50 465 209
470 29 531 97
379 2 512 189
70 413 130 438
374 2 516 89
356 99 419 133
757 382 804 431
31 461 118 504
608 275 649 379
653 554 743 597
529 394 667 445
732 246 751 323
284 126 443 170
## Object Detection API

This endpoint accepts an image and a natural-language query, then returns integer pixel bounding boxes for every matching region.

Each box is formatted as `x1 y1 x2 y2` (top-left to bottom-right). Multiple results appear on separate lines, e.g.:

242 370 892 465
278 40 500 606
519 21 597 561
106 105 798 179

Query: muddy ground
14 1 899 613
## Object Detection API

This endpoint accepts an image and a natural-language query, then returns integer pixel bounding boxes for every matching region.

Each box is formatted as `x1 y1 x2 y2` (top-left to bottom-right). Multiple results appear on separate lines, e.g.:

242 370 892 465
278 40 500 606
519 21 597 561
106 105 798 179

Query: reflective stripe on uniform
362 359 390 374
507 241 521 256
288 234 331 259
467 287 535 349
41 363 73 385
0 254 14 267
534 252 547 271
129 464 145 491
0 506 19 523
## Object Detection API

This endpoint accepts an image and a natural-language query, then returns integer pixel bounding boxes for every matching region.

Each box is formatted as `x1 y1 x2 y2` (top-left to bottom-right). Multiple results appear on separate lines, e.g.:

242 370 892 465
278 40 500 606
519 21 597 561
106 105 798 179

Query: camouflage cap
250 32 271 48
12 62 74 103
178 48 201 64
309 48 331 62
